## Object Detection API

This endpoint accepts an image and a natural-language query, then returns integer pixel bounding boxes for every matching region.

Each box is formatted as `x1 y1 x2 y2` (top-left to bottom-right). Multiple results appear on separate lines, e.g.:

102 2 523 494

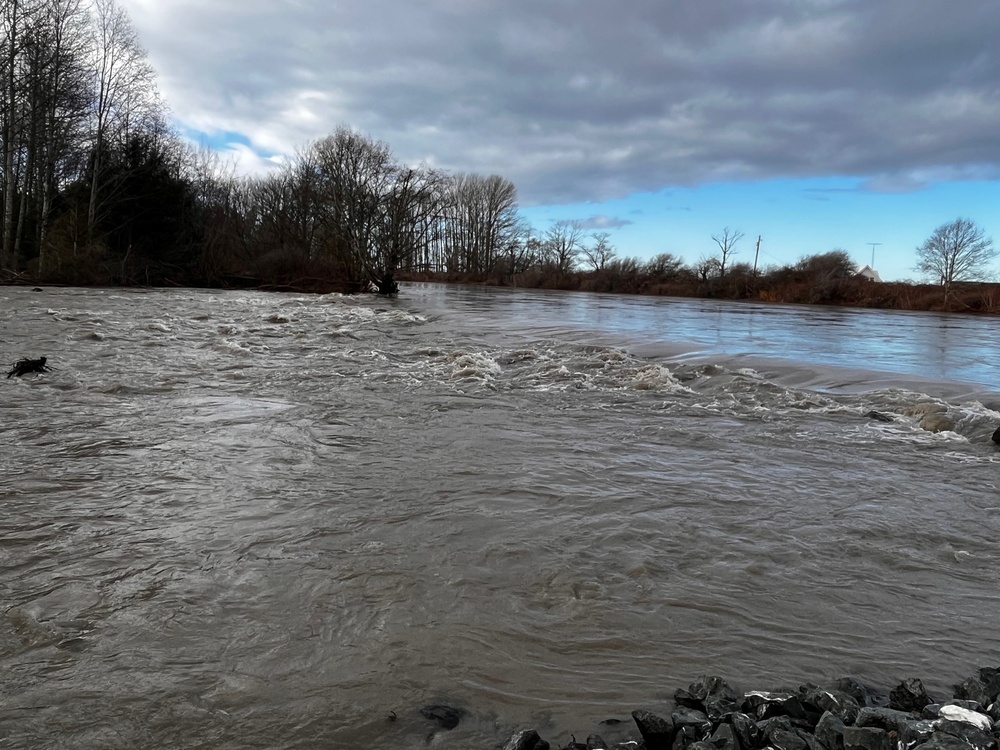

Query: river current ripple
1 284 999 749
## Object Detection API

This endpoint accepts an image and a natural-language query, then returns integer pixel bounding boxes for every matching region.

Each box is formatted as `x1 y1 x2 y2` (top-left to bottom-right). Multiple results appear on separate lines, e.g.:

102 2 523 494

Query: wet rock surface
491 668 1000 750
864 410 895 423
420 703 466 730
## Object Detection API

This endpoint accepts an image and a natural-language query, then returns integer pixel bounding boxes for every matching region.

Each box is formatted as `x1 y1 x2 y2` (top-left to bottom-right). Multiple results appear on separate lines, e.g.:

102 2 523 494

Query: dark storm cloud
123 0 1000 204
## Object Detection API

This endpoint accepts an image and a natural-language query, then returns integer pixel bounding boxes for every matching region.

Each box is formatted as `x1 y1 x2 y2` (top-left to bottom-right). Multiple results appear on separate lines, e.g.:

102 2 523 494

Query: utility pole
867 242 882 267
748 235 762 298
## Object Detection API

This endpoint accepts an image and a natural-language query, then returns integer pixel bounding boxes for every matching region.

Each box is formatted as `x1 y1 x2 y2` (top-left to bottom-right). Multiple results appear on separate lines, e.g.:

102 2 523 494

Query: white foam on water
630 365 691 393
449 352 502 382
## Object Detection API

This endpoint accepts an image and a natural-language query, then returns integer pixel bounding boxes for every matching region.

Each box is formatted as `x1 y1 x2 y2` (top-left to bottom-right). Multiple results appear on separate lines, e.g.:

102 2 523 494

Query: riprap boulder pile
495 668 1000 750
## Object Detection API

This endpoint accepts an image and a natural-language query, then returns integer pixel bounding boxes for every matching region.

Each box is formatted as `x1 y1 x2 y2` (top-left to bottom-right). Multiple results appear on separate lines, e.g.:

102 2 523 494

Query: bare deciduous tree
439 172 520 274
915 218 996 305
581 231 616 271
544 219 583 274
711 226 744 280
2 0 93 273
33 0 93 273
695 254 721 281
309 126 396 286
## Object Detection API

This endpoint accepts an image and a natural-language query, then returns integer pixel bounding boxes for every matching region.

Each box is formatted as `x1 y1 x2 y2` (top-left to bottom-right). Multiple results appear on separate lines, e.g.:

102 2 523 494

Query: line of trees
0 0 537 292
3 1 997 310
197 132 532 292
408 219 998 314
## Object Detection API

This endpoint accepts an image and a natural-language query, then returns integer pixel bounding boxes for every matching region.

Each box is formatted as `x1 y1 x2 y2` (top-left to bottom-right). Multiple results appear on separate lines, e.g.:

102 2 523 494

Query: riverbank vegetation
2 0 996 313
399 249 1000 314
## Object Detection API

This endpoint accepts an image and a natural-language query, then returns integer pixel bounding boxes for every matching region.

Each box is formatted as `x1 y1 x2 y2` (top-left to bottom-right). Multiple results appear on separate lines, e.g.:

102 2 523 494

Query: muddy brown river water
2 283 999 748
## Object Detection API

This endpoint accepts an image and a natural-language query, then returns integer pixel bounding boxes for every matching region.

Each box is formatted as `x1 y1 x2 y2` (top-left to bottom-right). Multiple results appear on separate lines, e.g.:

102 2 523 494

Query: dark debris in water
6 356 52 378
492 669 1000 750
864 410 895 423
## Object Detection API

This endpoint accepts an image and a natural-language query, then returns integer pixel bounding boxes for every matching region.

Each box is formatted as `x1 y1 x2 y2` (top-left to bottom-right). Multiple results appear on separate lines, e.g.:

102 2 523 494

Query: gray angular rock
836 678 889 709
935 719 997 750
802 689 861 725
672 706 712 742
758 717 795 738
897 719 937 747
891 678 934 713
801 731 830 750
770 728 809 750
676 676 741 721
675 724 711 750
814 711 846 750
856 706 921 733
988 704 1000 724
921 703 987 721
710 721 741 750
937 705 991 731
503 729 551 750
954 678 992 709
913 734 985 750
843 727 891 750
976 667 1000 701
732 711 763 750
632 709 676 750
741 692 808 721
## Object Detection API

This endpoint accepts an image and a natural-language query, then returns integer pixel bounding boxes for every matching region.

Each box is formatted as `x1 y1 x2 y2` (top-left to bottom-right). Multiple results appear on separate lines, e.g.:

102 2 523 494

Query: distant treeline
400 250 1000 315
2 1 995 314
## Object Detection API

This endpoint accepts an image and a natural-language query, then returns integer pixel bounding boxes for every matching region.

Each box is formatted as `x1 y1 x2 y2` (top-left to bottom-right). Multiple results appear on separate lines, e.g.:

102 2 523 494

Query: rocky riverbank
475 668 1000 750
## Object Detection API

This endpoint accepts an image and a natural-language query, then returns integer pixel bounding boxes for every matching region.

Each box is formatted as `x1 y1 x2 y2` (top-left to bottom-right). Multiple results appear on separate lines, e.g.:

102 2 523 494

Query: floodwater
1 283 999 749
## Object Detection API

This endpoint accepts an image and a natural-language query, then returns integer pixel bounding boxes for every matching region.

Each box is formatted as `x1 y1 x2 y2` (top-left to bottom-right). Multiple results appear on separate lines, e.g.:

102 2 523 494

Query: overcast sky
120 0 1000 280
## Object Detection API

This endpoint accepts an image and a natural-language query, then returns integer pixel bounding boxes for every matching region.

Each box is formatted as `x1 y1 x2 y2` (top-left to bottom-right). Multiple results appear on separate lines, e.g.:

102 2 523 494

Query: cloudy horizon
120 0 1000 280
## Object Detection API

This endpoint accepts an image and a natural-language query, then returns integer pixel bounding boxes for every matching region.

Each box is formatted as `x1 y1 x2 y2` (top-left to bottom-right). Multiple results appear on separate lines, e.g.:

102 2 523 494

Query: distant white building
856 264 882 282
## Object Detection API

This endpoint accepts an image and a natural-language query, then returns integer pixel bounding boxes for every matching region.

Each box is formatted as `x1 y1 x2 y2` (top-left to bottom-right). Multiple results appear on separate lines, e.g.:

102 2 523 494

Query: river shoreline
6 272 1000 317
477 669 1000 750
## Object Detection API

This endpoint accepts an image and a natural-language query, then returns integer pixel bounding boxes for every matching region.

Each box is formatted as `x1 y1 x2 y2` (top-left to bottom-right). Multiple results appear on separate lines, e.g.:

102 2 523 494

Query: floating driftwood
6 357 52 378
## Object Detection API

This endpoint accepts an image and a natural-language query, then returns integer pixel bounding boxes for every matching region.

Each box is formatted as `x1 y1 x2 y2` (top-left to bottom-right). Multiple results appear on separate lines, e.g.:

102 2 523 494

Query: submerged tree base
374 273 399 296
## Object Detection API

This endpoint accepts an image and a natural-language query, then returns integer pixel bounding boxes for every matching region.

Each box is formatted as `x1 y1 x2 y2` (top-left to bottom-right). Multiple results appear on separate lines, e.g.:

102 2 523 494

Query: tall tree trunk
2 0 19 271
